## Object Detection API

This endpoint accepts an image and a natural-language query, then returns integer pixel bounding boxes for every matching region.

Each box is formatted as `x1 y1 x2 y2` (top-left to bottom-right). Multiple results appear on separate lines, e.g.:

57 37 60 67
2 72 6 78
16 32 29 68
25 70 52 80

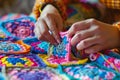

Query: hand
34 4 63 44
68 19 120 54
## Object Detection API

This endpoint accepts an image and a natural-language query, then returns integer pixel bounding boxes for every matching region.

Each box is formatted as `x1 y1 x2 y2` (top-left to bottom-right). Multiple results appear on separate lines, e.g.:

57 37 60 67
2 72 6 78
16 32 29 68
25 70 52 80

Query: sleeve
32 0 71 20
99 0 120 10
113 22 120 53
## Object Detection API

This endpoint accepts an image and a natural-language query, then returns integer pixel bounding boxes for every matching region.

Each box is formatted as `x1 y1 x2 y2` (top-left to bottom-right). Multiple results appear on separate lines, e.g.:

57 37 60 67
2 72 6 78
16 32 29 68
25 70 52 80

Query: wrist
33 0 67 21
42 4 59 14
113 22 120 53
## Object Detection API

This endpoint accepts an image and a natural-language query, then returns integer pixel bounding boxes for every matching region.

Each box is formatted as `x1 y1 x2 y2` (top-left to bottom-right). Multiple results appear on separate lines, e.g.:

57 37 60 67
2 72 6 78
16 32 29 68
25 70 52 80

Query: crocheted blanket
0 14 120 80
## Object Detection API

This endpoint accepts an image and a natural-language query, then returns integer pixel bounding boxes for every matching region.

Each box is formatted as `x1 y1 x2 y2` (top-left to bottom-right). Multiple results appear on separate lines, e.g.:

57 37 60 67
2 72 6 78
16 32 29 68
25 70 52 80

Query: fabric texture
4 67 68 80
0 14 120 79
0 54 46 67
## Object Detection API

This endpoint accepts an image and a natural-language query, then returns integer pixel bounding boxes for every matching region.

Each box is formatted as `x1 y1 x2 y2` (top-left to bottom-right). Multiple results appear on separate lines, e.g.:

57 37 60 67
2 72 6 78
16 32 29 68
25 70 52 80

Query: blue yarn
53 36 68 57
0 73 5 80
38 41 50 53
7 57 26 65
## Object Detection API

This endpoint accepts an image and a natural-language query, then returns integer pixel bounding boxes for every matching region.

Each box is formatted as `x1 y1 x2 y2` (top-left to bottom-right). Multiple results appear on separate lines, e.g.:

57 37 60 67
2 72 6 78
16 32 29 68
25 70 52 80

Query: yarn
0 54 46 67
2 17 36 39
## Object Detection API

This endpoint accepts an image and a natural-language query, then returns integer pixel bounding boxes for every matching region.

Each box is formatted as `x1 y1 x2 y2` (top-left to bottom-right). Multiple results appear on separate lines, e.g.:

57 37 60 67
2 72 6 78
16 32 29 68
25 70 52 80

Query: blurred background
0 0 35 16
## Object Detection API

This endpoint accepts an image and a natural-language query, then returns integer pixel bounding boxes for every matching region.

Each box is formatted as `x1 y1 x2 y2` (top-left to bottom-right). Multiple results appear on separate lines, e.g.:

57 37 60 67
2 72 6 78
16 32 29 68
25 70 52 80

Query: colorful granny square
38 32 88 67
23 37 49 54
39 54 88 68
3 67 69 80
1 17 36 39
51 32 71 61
0 24 18 41
0 40 31 54
58 63 120 80
0 54 46 67
89 52 120 72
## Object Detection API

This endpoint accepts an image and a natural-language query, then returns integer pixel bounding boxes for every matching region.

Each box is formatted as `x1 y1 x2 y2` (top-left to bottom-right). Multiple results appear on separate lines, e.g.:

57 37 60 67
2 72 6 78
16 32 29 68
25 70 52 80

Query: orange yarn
15 40 31 54
32 0 67 20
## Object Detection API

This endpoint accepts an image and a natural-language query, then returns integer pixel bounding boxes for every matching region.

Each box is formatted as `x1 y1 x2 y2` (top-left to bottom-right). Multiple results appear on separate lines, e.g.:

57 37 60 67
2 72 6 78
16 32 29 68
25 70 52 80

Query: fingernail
56 39 61 44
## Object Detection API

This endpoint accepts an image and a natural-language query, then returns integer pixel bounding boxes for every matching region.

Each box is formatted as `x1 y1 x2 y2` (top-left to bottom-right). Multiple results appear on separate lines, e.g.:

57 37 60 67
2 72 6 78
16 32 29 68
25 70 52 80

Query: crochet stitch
23 37 50 54
38 32 88 67
58 63 120 80
4 67 69 80
0 40 30 54
1 17 36 39
0 54 46 67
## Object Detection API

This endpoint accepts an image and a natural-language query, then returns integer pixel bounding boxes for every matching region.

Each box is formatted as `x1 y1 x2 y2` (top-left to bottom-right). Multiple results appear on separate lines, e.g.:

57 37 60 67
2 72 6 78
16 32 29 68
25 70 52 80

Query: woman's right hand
34 4 63 44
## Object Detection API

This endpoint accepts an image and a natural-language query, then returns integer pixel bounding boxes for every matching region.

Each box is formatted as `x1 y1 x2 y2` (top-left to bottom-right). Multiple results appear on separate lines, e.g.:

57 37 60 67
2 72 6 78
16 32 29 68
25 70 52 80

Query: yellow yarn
99 53 119 72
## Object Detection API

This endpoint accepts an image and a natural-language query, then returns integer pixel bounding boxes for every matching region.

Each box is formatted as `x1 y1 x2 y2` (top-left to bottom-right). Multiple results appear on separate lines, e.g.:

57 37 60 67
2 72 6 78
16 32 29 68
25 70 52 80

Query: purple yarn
15 71 51 80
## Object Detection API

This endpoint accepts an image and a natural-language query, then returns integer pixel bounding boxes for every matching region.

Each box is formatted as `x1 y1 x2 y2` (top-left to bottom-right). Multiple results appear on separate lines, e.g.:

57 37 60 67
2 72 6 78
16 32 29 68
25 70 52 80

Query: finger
84 44 104 54
71 29 94 46
68 20 91 37
44 15 61 43
38 19 57 44
76 36 100 51
34 21 49 42
34 22 41 39
55 14 63 31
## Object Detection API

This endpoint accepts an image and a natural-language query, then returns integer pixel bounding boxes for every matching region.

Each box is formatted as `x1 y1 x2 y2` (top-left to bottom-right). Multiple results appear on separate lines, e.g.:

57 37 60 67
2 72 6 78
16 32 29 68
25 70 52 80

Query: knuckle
44 13 52 18
76 33 82 40
81 40 88 47
49 23 56 29
41 29 48 35
95 26 101 33
71 24 78 31
89 18 97 24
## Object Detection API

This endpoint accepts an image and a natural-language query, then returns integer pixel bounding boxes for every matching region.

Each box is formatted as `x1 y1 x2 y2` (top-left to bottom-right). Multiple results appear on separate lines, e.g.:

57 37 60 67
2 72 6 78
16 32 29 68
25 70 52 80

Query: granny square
3 67 68 80
0 54 46 67
1 17 36 39
0 40 30 54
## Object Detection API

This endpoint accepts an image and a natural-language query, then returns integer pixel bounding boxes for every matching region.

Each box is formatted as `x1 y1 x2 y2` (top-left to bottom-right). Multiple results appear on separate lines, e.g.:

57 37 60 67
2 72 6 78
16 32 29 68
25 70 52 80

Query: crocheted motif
1 17 36 39
0 40 30 54
58 63 120 80
89 52 120 72
4 67 68 80
51 32 70 59
0 54 46 67
38 32 88 67
23 37 49 54
0 25 19 41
